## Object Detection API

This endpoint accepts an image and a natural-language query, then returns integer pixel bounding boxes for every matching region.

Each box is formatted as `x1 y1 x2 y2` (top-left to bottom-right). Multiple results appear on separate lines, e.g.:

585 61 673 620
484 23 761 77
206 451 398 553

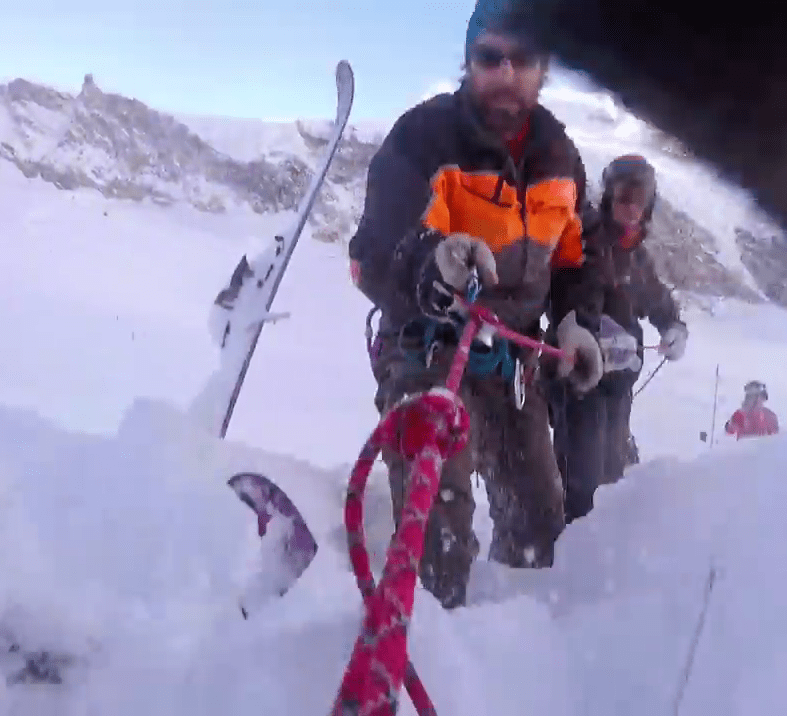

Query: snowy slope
2 125 787 716
179 114 389 163
3 66 787 714
180 77 784 301
179 78 784 302
0 160 377 466
3 399 787 715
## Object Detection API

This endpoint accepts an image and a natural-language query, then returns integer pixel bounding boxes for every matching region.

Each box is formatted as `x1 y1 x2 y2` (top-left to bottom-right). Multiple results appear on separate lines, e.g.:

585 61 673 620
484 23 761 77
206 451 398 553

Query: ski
228 472 318 618
189 60 355 437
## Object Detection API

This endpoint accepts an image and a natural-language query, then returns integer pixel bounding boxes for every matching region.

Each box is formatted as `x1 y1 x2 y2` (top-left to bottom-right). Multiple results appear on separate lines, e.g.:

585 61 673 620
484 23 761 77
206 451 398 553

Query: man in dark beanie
461 0 551 141
347 0 606 609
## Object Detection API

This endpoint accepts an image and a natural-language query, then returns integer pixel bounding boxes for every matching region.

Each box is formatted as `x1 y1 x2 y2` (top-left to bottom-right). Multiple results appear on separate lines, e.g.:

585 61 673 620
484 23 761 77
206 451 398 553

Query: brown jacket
349 82 602 340
592 223 680 333
583 215 683 389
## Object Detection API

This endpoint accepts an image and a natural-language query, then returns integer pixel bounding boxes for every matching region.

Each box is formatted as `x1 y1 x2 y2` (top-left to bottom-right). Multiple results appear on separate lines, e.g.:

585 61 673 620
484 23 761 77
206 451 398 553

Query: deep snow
2 80 787 715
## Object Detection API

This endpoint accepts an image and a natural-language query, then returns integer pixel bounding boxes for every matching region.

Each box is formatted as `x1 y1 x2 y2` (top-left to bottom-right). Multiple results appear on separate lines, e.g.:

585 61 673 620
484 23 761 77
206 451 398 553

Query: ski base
228 472 318 618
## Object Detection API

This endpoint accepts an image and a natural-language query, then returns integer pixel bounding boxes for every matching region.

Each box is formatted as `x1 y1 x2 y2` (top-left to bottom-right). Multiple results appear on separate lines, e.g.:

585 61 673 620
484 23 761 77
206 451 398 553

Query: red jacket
725 407 779 439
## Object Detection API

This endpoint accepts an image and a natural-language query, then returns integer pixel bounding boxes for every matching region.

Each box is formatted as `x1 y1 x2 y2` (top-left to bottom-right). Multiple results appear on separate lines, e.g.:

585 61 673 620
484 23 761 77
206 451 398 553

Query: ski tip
227 471 303 523
228 472 272 498
228 470 274 487
336 60 354 93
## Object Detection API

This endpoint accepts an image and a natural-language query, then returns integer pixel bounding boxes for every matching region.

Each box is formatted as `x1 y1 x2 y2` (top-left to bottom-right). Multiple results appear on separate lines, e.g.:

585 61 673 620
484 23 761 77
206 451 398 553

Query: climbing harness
331 271 566 716
367 304 541 410
400 317 519 379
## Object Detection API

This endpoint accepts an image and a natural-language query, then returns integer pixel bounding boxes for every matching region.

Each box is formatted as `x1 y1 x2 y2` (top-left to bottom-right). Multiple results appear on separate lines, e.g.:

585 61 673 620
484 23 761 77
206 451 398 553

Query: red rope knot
384 387 470 462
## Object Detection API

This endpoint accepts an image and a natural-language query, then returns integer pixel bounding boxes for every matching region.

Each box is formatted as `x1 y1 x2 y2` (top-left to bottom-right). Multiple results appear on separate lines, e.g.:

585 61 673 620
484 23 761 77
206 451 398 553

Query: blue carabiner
465 266 481 304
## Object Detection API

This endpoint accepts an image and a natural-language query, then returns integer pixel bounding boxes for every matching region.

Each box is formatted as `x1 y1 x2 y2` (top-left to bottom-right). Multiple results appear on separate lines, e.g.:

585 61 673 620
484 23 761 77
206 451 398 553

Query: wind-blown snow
176 113 390 165
539 82 777 295
2 74 787 716
175 115 312 163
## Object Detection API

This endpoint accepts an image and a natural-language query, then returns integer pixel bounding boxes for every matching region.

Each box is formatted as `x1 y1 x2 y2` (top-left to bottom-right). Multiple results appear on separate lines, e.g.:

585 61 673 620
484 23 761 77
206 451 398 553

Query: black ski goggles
471 43 544 70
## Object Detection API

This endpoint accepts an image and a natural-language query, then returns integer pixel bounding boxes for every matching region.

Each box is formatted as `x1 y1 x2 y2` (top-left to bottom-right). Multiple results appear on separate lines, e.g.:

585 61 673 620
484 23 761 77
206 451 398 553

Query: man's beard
474 89 531 138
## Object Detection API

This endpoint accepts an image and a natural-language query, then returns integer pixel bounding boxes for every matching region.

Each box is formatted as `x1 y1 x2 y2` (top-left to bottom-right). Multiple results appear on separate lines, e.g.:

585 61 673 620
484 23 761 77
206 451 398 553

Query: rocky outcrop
735 228 787 307
0 74 378 239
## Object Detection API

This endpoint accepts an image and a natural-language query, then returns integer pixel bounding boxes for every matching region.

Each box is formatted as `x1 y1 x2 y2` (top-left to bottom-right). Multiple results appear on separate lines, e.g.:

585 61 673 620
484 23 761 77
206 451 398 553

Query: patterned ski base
228 472 318 618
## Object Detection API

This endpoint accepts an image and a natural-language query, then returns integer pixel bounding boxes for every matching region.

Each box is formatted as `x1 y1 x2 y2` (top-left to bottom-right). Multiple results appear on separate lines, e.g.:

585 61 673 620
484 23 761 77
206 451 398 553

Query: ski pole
634 356 667 398
709 364 720 448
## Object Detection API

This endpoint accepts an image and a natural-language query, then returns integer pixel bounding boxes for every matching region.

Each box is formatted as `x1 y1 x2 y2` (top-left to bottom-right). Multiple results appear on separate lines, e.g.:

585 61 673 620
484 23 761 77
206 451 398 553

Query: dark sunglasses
471 43 543 70
611 182 649 208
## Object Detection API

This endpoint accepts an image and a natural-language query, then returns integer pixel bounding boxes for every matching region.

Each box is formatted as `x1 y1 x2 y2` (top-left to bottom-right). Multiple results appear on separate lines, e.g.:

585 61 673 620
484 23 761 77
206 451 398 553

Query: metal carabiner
465 266 481 303
365 306 379 355
512 357 527 410
425 339 439 368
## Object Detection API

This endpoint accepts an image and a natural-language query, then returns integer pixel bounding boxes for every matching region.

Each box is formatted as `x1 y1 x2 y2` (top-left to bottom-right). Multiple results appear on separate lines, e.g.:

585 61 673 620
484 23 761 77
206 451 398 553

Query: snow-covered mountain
1 72 786 306
0 74 380 243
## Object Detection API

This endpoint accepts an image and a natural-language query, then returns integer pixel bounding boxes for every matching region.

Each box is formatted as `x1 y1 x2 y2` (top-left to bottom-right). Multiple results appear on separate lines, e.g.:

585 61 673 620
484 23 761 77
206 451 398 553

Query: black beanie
465 0 547 64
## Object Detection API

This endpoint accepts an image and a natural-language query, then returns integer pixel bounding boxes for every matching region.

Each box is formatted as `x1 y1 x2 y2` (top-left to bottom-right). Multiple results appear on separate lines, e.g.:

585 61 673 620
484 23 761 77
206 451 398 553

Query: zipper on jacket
492 174 506 203
492 153 520 204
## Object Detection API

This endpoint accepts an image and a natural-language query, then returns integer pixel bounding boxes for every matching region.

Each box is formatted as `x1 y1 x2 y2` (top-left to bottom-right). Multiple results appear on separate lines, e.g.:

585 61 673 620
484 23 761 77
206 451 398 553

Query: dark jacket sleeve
547 155 604 334
348 112 445 320
637 247 682 332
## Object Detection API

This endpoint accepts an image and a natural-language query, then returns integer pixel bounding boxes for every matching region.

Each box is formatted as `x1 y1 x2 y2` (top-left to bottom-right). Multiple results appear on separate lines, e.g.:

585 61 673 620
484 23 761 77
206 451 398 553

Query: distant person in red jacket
725 381 779 439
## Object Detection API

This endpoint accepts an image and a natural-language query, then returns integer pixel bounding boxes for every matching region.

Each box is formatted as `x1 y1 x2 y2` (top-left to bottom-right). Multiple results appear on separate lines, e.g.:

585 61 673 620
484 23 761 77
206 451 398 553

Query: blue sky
0 0 479 122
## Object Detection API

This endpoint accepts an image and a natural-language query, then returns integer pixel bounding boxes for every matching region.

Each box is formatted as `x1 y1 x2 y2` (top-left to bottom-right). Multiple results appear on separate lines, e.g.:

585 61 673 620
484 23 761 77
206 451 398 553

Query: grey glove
598 314 642 373
434 233 498 290
660 322 688 361
556 310 604 393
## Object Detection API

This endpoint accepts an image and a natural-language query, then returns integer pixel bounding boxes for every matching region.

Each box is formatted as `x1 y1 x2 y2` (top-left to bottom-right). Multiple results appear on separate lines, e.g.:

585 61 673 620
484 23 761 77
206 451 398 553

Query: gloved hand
556 310 604 392
660 322 688 360
417 233 498 320
434 233 498 290
598 314 642 373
